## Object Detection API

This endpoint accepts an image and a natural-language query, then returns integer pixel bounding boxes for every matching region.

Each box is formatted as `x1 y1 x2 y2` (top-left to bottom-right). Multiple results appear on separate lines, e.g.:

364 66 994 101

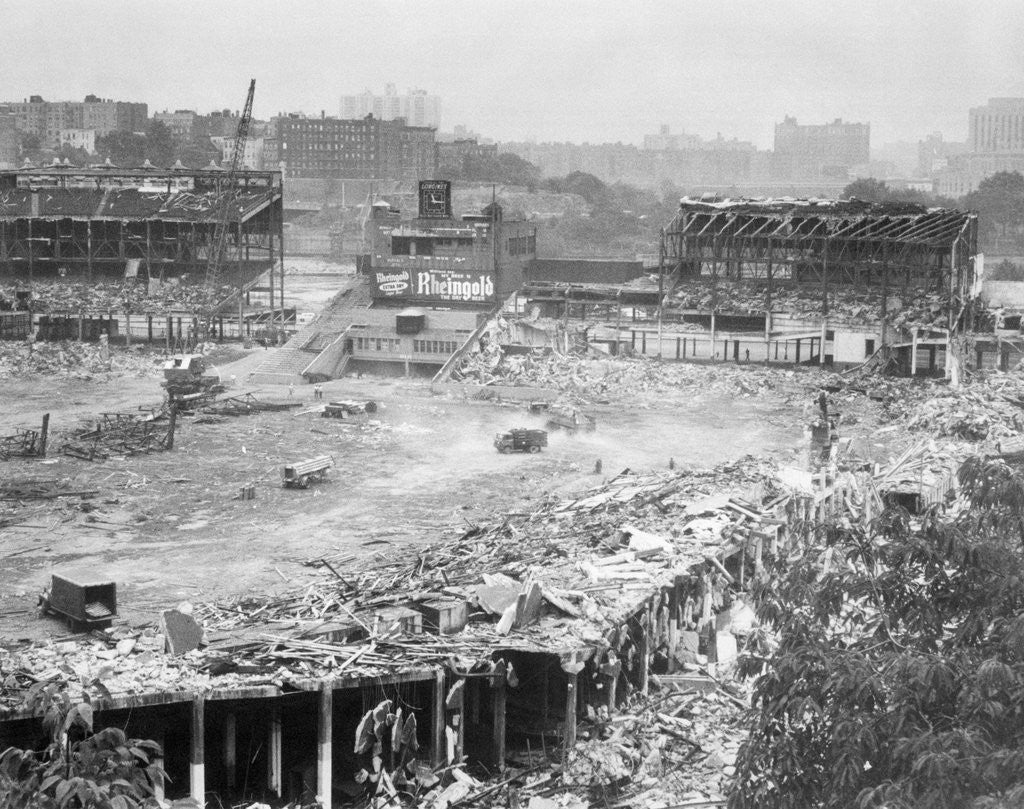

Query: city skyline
2 0 1022 149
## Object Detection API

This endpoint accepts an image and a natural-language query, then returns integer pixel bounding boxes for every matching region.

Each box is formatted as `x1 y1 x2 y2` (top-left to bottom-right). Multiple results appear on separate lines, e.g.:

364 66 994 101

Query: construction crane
199 78 256 339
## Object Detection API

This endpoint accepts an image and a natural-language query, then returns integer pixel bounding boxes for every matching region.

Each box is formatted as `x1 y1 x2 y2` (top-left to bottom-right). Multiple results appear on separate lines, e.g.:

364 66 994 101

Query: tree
144 120 175 167
18 132 41 154
176 138 219 169
842 177 892 203
441 152 541 188
729 457 1024 809
841 178 941 207
545 171 609 207
962 171 1024 244
0 684 164 809
95 131 147 167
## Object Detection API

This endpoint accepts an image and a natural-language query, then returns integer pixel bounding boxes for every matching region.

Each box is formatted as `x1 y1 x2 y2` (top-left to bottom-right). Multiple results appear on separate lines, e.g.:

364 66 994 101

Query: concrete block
413 599 468 635
161 609 203 655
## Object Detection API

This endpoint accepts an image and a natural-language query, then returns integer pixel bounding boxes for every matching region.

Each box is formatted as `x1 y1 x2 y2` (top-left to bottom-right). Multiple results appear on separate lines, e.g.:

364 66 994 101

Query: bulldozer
161 354 225 404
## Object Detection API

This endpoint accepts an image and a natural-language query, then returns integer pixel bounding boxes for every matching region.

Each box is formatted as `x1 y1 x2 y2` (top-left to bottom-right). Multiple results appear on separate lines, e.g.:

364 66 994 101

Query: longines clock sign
418 180 452 219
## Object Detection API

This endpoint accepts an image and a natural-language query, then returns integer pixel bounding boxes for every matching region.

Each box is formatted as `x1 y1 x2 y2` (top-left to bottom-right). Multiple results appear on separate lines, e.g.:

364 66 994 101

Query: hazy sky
5 0 1024 148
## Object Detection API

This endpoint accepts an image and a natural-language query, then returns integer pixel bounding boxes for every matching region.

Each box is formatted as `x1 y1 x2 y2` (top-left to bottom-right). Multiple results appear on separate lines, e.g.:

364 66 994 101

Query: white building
58 128 96 154
210 135 265 170
339 84 441 129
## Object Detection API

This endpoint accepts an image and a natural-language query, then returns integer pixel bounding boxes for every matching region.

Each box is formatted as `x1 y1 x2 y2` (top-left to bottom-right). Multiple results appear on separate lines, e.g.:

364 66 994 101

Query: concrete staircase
248 277 372 385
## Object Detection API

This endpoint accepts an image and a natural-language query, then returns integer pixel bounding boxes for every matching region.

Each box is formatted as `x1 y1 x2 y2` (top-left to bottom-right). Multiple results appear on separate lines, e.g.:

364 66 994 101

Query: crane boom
204 79 256 292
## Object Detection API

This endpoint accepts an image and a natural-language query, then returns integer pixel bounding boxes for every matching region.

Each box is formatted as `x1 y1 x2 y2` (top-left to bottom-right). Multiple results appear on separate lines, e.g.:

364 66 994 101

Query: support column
87 221 93 281
267 706 282 799
562 672 578 758
268 201 276 321
491 662 507 772
318 683 333 807
455 682 465 763
880 259 890 347
190 694 205 804
444 678 466 765
601 657 620 711
911 329 919 376
638 613 650 695
27 218 33 282
224 712 237 792
710 311 716 360
819 319 827 365
431 669 445 768
38 413 48 458
277 196 286 327
153 730 165 804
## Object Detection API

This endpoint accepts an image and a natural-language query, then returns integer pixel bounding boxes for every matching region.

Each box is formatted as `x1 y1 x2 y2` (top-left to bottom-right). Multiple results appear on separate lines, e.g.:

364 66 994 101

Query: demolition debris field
0 348 815 640
6 335 1018 644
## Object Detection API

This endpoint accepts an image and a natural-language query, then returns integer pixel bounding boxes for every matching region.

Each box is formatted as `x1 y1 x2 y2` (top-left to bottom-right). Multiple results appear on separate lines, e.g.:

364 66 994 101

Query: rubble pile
0 280 235 316
453 348 812 403
880 373 1024 441
0 458 778 704
561 686 744 807
668 279 951 330
0 341 160 380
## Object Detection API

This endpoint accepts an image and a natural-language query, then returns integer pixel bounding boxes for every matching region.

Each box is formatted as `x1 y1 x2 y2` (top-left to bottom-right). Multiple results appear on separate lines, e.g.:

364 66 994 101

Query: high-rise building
340 85 441 130
969 98 1024 153
934 99 1024 196
772 116 870 180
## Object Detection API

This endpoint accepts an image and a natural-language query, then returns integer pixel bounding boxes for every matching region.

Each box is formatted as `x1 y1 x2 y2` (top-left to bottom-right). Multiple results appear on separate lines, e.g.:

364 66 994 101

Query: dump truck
322 399 378 419
494 428 548 454
545 407 596 434
283 455 334 488
161 354 225 403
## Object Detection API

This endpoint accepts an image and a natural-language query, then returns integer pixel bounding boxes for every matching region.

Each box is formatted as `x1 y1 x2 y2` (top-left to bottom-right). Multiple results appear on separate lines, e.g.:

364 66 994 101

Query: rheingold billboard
370 267 495 303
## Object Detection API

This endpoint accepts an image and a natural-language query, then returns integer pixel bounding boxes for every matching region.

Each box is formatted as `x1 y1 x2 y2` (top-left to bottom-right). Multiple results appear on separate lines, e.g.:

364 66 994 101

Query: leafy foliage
842 178 957 208
442 152 542 188
534 172 681 258
963 171 1024 247
729 457 1024 809
0 684 164 809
